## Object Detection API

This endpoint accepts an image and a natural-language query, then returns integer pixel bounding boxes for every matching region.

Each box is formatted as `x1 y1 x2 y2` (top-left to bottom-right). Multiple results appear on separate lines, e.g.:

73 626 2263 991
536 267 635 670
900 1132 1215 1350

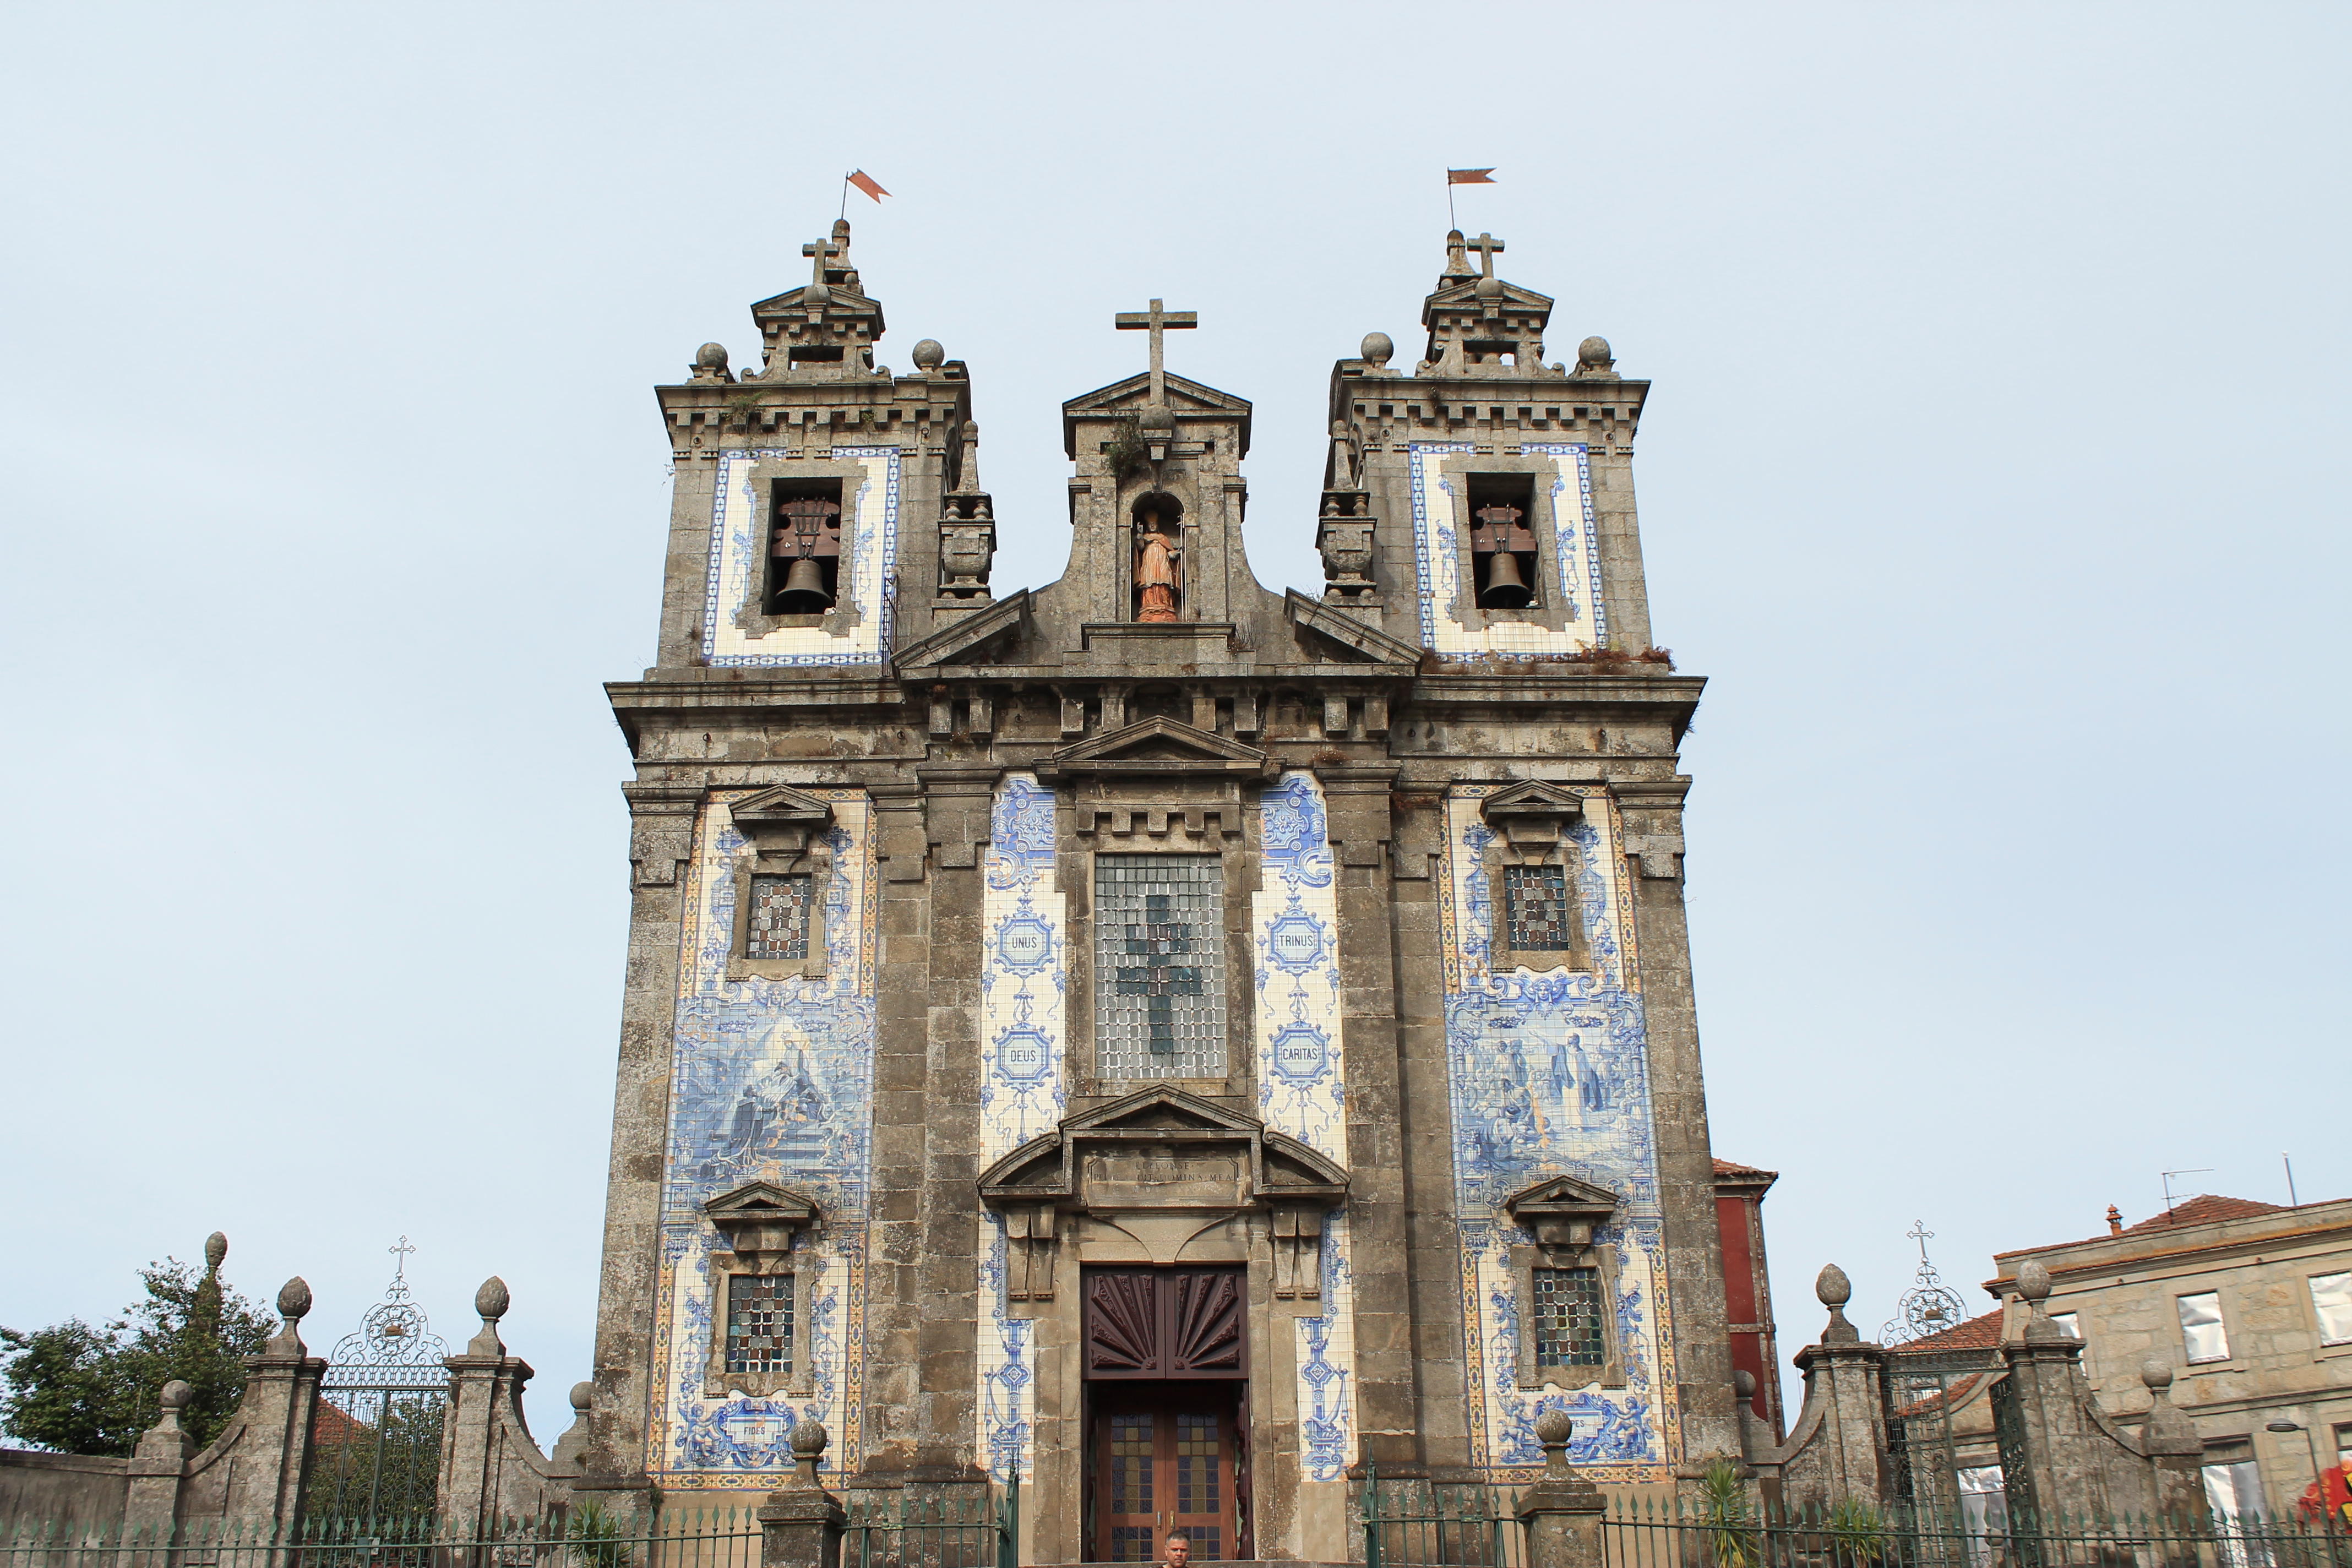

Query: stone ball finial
911 339 945 371
475 1276 510 1321
204 1232 227 1271
694 342 729 371
1816 1264 1852 1307
159 1380 194 1411
1734 1369 1757 1398
2139 1356 2174 1392
2017 1260 2052 1304
1476 276 1504 301
790 1419 829 1458
277 1277 312 1321
1361 331 1393 367
1578 336 1613 368
570 1381 595 1414
1533 1408 1574 1445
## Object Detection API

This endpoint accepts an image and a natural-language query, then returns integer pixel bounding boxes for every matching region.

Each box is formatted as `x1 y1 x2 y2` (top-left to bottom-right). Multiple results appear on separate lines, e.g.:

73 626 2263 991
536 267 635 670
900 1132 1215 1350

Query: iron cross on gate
1114 890 1201 1058
1114 297 1197 405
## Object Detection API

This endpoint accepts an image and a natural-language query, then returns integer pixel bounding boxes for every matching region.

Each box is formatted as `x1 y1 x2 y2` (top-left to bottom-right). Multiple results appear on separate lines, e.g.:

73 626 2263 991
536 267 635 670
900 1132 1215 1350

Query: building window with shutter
2311 1272 2352 1346
1095 854 1226 1080
726 1274 793 1376
2177 1291 2230 1363
747 874 814 961
1531 1266 1607 1369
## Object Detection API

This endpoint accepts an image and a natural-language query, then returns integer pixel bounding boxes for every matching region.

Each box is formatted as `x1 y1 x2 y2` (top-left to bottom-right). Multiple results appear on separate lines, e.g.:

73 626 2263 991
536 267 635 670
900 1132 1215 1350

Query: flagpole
840 172 851 222
1447 169 1456 232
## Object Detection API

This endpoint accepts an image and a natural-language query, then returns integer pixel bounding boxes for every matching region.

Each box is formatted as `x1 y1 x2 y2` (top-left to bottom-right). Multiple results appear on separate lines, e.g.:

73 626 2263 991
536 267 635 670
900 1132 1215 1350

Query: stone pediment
1481 779 1592 823
1286 590 1424 666
702 1180 821 1264
1038 717 1268 781
1062 372 1253 458
1423 278 1555 316
977 1086 1347 1212
729 783 835 832
1504 1173 1620 1250
892 588 1028 669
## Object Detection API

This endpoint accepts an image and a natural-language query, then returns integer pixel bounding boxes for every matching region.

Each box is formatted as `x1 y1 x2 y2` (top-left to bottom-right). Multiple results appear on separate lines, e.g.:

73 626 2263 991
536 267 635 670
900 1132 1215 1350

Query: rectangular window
2049 1311 2081 1341
1505 864 1575 952
1531 1266 1606 1368
2310 1272 2352 1346
1956 1466 2008 1568
2202 1458 2272 1568
1095 855 1226 1079
747 874 814 960
725 1274 792 1376
2179 1292 2230 1363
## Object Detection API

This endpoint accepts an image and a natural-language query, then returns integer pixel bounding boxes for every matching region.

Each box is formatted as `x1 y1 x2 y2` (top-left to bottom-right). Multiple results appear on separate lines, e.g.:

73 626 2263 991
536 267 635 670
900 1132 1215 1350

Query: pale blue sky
2 3 2345 1437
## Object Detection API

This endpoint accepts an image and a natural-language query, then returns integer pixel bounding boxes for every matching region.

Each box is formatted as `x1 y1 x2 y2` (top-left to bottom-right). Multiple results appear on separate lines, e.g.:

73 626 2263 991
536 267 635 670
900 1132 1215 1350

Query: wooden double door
1085 1268 1250 1562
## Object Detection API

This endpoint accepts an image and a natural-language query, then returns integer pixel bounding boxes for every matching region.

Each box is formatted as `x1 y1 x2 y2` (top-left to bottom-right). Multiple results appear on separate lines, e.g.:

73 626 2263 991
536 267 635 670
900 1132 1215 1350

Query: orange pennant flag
847 170 890 202
1447 167 1497 186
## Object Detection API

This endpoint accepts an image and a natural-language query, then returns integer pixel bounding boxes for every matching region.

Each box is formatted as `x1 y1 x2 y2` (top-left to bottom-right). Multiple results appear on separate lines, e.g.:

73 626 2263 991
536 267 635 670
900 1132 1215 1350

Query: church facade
581 221 1743 1562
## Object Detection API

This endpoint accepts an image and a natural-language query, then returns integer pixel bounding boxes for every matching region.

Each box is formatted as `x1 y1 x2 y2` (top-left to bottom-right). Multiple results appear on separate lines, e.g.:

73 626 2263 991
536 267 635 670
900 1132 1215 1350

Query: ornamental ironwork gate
304 1238 451 1525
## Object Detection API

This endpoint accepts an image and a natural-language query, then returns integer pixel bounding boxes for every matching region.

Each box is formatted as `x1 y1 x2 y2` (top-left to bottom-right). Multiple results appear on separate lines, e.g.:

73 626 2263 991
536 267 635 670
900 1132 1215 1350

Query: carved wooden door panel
1084 1267 1245 1379
1092 1386 1235 1562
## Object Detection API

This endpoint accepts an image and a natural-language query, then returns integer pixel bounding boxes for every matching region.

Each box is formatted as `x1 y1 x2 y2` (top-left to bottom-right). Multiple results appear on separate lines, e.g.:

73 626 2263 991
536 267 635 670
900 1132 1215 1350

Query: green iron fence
0 1507 763 1568
1363 1469 1525 1568
1598 1495 2352 1568
841 1479 1016 1568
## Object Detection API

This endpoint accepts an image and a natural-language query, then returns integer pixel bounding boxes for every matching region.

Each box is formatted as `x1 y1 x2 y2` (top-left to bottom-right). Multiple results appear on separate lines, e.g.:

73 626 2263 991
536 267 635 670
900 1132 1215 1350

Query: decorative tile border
976 773 1065 1483
700 447 901 668
1435 786 1678 1483
647 790 878 1487
1407 442 1605 657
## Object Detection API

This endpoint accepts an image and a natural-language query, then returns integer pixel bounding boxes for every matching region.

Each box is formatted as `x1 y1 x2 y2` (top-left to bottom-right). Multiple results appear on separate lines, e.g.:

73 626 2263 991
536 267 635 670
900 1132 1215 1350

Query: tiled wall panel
1408 442 1607 656
700 446 900 668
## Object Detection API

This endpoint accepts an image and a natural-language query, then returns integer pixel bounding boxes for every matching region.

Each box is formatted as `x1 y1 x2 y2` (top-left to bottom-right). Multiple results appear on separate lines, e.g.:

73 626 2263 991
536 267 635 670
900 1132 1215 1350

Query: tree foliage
1 1249 275 1456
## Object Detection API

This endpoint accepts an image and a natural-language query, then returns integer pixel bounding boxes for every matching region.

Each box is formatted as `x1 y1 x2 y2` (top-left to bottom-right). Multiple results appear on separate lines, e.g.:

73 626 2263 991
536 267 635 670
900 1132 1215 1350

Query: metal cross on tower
1467 231 1506 278
1114 297 1197 405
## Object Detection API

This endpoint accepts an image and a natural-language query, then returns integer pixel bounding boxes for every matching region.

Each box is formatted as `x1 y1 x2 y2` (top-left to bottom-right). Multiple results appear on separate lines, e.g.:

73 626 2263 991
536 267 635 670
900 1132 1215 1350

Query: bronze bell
777 556 832 612
1480 551 1533 608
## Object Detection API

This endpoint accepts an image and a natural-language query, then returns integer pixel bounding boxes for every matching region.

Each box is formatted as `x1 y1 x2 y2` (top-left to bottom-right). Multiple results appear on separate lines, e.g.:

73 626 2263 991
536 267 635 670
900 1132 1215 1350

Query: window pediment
1504 1173 1620 1254
977 1087 1347 1210
1039 717 1268 781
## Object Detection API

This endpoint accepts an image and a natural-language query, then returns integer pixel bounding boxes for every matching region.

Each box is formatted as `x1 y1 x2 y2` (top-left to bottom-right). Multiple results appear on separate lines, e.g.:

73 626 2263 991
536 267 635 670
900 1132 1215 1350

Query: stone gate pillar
759 1423 845 1568
1517 1412 1606 1568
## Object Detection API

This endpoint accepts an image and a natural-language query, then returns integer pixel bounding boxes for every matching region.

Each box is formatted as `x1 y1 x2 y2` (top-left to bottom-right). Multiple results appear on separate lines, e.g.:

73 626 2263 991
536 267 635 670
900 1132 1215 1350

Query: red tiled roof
1891 1308 2002 1355
1712 1157 1779 1182
2121 1194 2281 1234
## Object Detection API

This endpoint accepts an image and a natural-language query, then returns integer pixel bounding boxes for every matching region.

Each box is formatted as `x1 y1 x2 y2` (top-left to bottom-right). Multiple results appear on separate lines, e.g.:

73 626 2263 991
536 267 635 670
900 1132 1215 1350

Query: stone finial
204 1232 227 1272
789 1419 829 1485
1575 336 1616 378
1734 1369 1756 1400
571 1381 594 1413
1532 1407 1574 1477
467 1277 509 1357
268 1277 312 1355
911 339 944 371
2018 1259 2051 1303
159 1379 193 1412
2138 1355 2201 1455
1361 331 1393 369
695 342 728 371
2017 1259 2070 1344
2140 1357 2173 1393
139 1379 197 1460
1816 1264 1859 1343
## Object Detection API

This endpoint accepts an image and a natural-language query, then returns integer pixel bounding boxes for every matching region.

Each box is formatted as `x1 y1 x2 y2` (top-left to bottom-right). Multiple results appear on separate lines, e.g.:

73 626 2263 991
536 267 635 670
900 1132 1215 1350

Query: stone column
122 1381 196 1536
1517 1412 1606 1568
759 1423 846 1568
438 1278 536 1544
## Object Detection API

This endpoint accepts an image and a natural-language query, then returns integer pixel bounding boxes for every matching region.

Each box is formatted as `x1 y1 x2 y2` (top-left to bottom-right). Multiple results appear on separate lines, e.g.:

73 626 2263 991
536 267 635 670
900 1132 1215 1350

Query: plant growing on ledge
1101 413 1150 481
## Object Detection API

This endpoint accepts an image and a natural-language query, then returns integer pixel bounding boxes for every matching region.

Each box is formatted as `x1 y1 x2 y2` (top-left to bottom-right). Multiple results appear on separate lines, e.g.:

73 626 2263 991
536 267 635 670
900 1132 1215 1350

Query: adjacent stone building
579 219 1751 1560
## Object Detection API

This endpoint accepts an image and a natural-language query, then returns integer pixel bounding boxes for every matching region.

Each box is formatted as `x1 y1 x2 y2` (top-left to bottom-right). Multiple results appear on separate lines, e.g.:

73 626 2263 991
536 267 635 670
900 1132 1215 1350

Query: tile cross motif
1115 893 1203 1057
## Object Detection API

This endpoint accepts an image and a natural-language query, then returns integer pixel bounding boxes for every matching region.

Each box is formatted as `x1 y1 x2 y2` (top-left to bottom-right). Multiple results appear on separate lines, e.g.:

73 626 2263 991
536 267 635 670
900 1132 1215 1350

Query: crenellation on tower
588 219 1740 1553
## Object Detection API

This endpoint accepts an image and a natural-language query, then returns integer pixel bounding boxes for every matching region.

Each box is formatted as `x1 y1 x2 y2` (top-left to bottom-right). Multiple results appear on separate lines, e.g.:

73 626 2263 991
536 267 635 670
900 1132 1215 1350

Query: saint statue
1135 509 1182 622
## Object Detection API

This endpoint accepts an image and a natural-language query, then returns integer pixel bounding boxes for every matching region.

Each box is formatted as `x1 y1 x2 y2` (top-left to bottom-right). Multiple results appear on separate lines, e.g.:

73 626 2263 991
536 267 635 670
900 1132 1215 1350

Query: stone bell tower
582 219 1744 1562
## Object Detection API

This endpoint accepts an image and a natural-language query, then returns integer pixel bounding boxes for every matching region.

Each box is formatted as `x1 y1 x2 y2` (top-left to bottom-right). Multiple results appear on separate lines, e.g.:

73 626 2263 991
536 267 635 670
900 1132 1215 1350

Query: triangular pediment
1482 779 1592 820
1062 372 1253 419
1424 279 1555 315
1042 717 1267 779
977 1087 1349 1208
730 783 835 830
703 1180 819 1222
1066 1085 1262 1136
1504 1173 1620 1221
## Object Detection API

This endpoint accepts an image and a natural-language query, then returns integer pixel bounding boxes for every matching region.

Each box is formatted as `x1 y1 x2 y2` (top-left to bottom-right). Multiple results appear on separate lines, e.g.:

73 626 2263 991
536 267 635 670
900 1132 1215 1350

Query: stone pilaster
863 782 934 1476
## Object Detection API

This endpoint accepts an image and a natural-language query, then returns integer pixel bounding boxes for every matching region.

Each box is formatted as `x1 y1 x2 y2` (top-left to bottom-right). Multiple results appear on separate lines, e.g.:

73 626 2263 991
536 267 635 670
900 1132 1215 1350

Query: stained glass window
725 1274 792 1375
747 873 813 961
1095 855 1225 1079
1504 864 1574 953
1532 1266 1606 1368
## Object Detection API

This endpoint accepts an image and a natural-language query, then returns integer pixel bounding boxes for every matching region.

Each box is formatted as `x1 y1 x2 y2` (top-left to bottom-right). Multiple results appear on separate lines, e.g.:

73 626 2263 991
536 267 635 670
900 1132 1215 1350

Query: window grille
1505 864 1575 952
1095 855 1225 1079
748 873 814 960
2177 1291 2229 1363
2311 1271 2352 1346
1531 1266 1605 1368
725 1274 792 1376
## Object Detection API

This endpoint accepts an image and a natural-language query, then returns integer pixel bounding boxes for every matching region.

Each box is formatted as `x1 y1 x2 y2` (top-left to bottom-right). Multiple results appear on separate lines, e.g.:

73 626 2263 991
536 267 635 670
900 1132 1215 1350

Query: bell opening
1466 473 1540 611
765 482 845 616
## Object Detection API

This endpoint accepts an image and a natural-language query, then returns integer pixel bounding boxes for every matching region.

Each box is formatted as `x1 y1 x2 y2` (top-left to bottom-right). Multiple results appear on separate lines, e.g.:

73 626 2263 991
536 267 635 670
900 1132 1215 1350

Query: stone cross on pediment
801 234 841 290
1114 296 1197 405
1468 231 1505 278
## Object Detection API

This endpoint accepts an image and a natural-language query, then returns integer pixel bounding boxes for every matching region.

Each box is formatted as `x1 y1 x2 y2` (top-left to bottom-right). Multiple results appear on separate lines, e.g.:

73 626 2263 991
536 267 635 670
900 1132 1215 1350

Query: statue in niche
1135 507 1182 622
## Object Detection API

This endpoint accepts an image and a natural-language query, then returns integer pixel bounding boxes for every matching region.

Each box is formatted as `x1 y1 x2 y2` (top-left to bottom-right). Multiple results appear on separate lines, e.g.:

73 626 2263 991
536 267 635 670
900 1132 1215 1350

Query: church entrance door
1082 1267 1250 1562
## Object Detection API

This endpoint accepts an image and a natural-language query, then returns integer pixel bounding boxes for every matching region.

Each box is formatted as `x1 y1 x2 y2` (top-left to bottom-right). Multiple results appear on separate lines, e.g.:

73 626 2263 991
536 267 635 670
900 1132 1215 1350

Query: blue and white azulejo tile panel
647 790 877 1487
976 772 1065 1483
1251 771 1355 1482
1407 441 1608 657
1436 785 1678 1483
700 446 901 668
